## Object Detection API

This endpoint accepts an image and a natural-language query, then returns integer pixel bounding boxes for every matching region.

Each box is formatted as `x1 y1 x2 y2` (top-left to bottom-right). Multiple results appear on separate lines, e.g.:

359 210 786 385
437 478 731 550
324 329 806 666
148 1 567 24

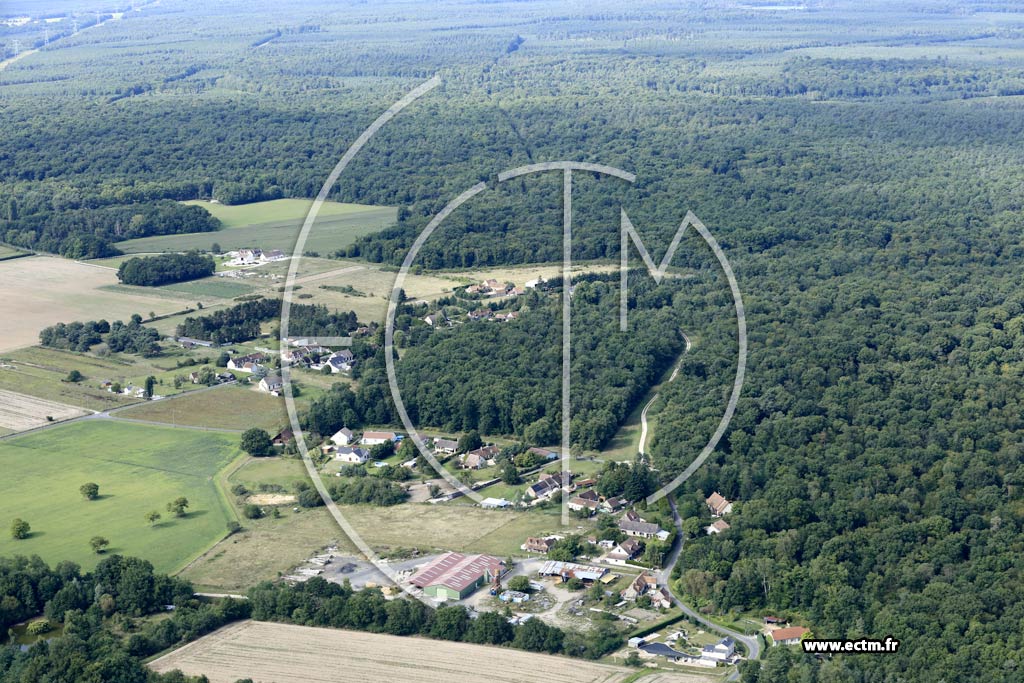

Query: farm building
480 497 511 509
409 552 504 600
537 560 606 584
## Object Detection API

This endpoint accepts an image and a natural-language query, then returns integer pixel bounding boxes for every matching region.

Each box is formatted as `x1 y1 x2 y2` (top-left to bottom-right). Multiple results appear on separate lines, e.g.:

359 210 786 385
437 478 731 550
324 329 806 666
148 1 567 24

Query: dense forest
0 201 220 259
0 555 246 683
4 1 1024 680
117 252 215 287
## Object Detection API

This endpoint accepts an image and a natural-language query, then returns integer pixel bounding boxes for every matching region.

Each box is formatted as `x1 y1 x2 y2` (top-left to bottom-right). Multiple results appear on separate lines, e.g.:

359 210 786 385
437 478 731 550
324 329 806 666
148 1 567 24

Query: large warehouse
409 552 504 600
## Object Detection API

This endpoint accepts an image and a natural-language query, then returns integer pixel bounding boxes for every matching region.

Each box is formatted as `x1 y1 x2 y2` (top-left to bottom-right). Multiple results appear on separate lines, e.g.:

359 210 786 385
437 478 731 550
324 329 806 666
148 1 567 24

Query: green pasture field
117 383 288 432
0 421 241 573
114 199 396 255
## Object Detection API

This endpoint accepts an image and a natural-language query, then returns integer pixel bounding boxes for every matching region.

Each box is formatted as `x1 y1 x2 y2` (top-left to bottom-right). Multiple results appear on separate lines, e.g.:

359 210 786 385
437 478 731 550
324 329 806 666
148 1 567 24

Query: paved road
638 331 691 456
646 332 760 677
659 497 761 678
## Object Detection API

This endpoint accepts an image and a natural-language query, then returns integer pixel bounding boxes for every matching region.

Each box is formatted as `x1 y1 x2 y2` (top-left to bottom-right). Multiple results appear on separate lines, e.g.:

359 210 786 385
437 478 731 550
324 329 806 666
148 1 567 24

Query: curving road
645 331 761 676
638 331 691 457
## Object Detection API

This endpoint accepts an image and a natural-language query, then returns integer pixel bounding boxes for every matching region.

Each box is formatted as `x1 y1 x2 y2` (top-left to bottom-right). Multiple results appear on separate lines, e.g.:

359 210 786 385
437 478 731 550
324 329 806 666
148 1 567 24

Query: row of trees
40 315 160 356
247 576 621 660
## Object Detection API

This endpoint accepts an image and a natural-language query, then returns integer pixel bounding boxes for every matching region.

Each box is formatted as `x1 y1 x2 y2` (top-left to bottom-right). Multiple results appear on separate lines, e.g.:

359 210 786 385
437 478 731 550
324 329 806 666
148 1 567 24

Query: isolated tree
79 482 100 500
65 370 84 383
10 518 30 539
144 375 156 398
457 430 482 453
508 575 531 592
166 497 189 517
210 242 221 254
240 427 273 456
501 461 520 485
89 536 110 554
242 504 264 519
145 511 161 526
216 351 230 367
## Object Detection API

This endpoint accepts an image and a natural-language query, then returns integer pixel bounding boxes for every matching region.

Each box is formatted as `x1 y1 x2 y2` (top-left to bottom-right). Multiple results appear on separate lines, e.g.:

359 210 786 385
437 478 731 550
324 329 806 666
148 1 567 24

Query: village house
526 471 574 500
227 353 264 372
650 586 674 609
522 536 558 554
461 445 500 469
527 447 559 462
468 309 493 321
620 570 657 600
493 311 519 322
618 515 663 539
769 626 810 646
706 491 733 517
566 489 600 513
233 248 263 265
606 538 642 565
334 447 371 464
271 428 293 446
361 431 398 446
433 438 459 455
261 249 286 262
702 637 736 662
601 496 626 513
330 427 354 446
706 519 731 535
258 374 283 394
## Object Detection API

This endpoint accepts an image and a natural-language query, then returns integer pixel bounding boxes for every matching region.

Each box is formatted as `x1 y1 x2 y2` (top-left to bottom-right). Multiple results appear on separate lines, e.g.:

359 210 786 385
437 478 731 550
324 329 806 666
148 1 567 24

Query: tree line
40 315 160 356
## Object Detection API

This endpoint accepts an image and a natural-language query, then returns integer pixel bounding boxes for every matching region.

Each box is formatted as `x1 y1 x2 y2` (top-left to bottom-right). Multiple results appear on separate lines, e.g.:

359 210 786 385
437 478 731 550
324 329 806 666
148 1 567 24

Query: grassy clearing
116 384 288 432
158 278 258 300
149 620 720 683
0 245 30 261
337 502 592 557
0 420 240 573
115 199 396 255
180 457 357 592
0 255 191 353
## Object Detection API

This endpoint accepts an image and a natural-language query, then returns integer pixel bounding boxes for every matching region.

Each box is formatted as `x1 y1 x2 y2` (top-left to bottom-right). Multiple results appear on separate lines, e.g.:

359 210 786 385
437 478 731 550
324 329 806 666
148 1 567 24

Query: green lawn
114 199 396 255
0 421 241 573
158 277 259 300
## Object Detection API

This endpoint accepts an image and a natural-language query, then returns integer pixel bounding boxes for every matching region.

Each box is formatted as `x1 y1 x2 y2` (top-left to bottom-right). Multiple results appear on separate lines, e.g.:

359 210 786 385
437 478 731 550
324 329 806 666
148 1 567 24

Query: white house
361 431 398 446
331 428 354 446
480 498 512 509
258 375 283 394
228 353 264 372
334 447 370 464
701 637 735 662
769 627 809 646
705 519 731 535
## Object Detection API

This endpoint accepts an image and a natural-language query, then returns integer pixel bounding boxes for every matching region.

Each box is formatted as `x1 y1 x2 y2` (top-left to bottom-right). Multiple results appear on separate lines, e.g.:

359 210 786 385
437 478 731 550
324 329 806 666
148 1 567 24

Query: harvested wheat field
149 621 720 683
0 389 90 431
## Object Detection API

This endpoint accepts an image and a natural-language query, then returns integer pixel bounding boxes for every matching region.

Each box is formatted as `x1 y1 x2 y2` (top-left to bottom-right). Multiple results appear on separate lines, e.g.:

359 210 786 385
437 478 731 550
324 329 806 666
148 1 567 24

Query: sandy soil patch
246 493 297 506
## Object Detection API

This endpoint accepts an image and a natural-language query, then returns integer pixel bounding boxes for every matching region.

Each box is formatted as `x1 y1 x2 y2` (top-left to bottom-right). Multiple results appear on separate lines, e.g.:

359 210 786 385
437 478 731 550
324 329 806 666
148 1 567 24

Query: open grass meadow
0 420 241 573
114 199 396 255
180 457 357 592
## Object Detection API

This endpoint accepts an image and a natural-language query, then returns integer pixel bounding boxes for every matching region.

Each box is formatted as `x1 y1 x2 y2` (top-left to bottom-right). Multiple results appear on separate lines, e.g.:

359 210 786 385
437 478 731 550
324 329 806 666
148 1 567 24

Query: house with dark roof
526 471 574 500
523 536 557 554
619 518 663 539
433 438 459 455
606 538 643 565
